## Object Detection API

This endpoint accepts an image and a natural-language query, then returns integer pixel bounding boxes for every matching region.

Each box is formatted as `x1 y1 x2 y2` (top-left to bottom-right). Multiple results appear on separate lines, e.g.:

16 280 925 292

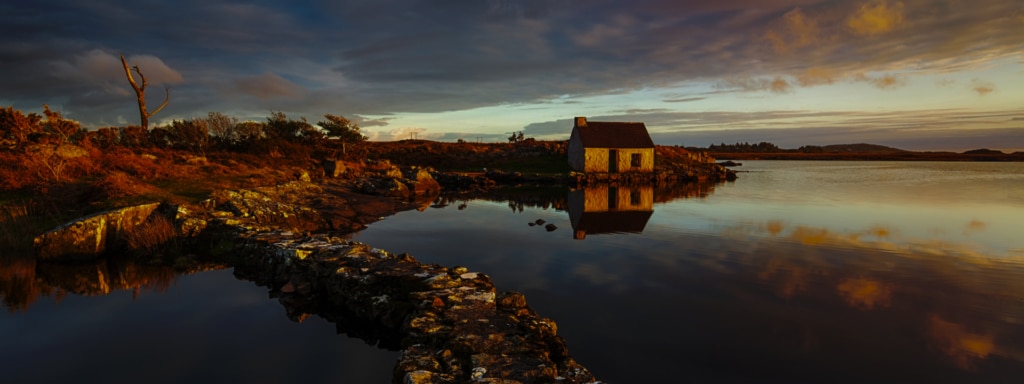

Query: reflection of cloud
846 1 905 36
791 226 835 245
765 221 785 236
757 259 810 299
836 278 893 310
963 220 987 235
927 314 995 370
868 225 892 239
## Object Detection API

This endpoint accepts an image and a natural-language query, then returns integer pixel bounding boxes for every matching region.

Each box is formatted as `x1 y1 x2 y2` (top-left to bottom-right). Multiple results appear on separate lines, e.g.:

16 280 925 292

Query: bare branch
120 55 141 93
150 87 170 117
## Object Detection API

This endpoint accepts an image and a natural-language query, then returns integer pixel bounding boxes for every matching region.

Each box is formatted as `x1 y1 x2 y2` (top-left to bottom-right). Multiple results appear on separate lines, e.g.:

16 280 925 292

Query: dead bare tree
120 55 169 129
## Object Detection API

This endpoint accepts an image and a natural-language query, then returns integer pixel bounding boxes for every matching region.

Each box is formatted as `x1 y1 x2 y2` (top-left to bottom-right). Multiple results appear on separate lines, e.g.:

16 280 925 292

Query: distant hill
697 141 1023 160
820 143 906 153
962 148 1005 155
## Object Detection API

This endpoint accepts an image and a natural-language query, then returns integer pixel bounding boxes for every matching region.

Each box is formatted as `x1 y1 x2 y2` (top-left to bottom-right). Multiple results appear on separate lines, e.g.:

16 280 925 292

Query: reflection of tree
0 252 225 312
0 254 51 312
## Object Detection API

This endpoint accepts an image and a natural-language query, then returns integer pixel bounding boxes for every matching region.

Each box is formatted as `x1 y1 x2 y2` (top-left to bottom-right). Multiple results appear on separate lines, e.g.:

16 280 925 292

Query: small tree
121 55 170 129
167 118 210 156
265 111 313 142
317 114 365 156
0 106 42 147
41 105 80 144
206 112 239 147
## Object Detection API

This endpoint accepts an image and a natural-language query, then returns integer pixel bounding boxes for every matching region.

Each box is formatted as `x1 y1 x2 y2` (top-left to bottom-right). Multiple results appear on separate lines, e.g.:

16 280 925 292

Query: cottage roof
574 121 654 149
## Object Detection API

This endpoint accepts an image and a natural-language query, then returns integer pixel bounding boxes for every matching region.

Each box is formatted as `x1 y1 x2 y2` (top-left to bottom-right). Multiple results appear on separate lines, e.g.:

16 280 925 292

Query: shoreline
708 151 1024 161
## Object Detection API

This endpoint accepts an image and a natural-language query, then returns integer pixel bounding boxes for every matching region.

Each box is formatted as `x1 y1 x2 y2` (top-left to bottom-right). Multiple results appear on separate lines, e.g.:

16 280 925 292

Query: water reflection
349 163 1024 383
568 185 653 239
0 252 221 312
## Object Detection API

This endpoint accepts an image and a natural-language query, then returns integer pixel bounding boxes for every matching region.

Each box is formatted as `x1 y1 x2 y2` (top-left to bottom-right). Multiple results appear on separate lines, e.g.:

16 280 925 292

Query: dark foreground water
3 161 1024 383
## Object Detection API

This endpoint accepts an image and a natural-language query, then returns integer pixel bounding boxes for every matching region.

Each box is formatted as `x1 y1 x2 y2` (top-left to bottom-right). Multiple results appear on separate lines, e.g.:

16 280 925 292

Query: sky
1 0 1022 151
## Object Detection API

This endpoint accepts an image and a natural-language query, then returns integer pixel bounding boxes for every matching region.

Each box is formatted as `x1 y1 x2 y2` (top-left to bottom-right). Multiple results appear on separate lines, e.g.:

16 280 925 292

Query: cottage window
630 189 641 206
630 153 641 167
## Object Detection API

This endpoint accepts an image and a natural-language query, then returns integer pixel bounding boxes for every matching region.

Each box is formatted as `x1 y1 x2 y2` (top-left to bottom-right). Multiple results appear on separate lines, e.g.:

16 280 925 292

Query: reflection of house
567 116 655 173
568 185 654 240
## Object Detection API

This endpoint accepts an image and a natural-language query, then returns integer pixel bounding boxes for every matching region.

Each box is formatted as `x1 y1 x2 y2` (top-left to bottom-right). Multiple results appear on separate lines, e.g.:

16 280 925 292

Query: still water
3 161 1023 383
352 161 1024 383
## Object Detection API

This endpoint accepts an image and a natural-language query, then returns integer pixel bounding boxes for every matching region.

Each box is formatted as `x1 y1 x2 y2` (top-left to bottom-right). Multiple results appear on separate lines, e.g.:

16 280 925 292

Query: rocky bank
33 166 601 383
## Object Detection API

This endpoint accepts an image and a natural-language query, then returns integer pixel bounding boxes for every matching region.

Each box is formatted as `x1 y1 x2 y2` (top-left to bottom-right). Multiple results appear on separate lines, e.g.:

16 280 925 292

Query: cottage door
608 149 619 173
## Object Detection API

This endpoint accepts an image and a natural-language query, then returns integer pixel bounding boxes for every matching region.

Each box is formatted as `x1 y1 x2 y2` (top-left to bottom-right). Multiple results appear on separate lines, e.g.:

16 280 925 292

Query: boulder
323 159 347 178
403 169 441 198
33 203 163 261
382 179 411 199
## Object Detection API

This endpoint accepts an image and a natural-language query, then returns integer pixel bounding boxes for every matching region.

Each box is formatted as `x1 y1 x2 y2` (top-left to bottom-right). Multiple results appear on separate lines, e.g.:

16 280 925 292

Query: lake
3 161 1024 383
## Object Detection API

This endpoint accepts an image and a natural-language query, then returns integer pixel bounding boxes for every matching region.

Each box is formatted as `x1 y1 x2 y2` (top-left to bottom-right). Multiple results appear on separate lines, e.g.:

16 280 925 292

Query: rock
534 219 545 225
383 179 411 199
385 166 404 179
221 232 598 384
544 224 557 232
404 169 441 198
33 202 164 261
323 159 348 178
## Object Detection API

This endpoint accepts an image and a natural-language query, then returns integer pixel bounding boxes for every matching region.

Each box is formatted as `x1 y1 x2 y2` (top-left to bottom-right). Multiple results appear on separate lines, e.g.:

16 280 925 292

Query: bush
0 106 42 147
122 214 178 252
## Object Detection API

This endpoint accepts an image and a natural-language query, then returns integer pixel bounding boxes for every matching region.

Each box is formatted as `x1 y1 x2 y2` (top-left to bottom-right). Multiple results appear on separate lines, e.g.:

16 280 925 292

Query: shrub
122 214 178 252
0 106 42 147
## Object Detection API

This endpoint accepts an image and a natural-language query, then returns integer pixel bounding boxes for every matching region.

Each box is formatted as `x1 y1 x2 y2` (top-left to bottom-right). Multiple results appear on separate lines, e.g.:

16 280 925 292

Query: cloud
764 7 821 53
364 126 434 141
351 115 393 127
717 76 793 93
970 79 995 96
846 1 905 36
664 97 707 103
0 0 1021 140
123 55 185 85
233 73 305 99
796 67 839 86
855 73 908 89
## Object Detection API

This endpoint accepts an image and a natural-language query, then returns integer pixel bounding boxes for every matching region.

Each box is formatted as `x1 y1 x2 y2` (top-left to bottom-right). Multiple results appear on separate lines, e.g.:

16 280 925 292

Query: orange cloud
796 67 839 87
769 77 791 93
855 72 907 89
765 7 820 53
971 79 995 96
846 1 905 36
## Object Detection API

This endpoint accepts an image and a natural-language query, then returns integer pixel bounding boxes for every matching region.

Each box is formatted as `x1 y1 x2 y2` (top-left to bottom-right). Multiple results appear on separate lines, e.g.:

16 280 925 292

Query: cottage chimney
574 116 588 128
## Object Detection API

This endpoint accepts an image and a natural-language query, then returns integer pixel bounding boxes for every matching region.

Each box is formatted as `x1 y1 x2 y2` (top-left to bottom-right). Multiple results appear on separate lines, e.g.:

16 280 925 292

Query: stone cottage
567 116 655 173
